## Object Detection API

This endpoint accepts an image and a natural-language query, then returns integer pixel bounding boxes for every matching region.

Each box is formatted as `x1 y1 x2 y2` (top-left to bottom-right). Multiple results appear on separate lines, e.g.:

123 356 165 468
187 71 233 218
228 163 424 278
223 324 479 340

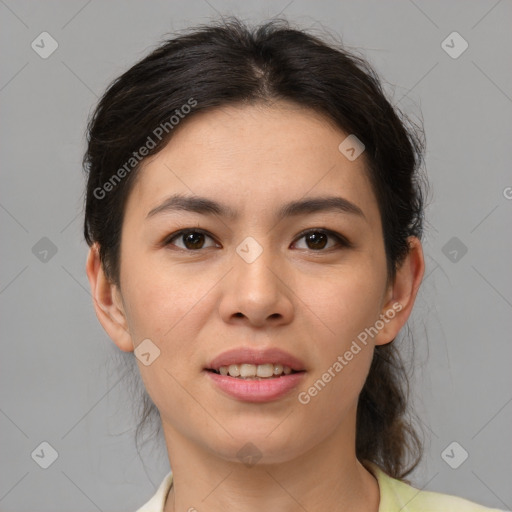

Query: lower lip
205 370 306 403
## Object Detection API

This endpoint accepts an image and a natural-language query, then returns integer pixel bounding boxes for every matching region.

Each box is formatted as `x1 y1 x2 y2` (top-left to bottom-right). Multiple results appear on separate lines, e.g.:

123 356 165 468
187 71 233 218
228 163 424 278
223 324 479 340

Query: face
107 101 403 464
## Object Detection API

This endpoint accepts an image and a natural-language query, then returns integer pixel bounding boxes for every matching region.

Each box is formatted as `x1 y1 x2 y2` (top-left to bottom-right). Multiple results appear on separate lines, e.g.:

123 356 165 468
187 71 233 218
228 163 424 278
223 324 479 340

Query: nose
218 244 294 328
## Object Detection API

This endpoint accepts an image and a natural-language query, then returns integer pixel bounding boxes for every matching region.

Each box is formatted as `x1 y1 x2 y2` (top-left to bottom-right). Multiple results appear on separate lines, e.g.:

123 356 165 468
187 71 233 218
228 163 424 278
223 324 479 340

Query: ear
85 243 134 352
374 236 425 346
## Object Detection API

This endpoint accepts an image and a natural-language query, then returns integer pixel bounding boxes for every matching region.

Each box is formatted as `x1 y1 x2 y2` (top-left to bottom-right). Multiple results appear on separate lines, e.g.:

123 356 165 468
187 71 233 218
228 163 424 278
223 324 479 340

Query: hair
83 17 426 480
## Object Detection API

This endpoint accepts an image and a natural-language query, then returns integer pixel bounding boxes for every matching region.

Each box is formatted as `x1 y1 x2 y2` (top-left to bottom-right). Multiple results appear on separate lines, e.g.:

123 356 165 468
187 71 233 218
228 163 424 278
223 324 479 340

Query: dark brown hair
83 18 426 479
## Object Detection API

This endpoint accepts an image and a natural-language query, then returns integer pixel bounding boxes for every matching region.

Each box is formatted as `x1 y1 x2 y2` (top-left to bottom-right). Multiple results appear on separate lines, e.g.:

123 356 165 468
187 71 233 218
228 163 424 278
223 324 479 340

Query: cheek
294 258 386 408
295 271 381 430
304 262 387 348
295 349 372 450
121 248 207 343
123 260 211 413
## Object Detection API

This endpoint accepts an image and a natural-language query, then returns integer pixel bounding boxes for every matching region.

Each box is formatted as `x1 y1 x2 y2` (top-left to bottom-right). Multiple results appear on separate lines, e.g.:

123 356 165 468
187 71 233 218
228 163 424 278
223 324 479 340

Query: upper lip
206 347 306 372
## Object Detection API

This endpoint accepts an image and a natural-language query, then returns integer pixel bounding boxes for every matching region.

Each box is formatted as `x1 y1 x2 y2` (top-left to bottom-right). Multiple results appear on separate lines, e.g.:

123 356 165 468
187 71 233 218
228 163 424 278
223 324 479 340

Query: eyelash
163 228 352 252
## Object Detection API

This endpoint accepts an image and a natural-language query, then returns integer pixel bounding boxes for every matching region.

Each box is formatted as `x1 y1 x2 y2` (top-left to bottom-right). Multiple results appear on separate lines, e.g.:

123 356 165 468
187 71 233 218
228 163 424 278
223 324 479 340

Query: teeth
240 364 256 378
257 363 274 378
228 364 240 377
218 363 295 379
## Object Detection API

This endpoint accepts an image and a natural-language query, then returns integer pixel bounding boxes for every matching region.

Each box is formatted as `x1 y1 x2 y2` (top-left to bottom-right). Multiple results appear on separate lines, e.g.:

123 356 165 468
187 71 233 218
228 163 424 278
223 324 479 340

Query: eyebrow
146 193 366 221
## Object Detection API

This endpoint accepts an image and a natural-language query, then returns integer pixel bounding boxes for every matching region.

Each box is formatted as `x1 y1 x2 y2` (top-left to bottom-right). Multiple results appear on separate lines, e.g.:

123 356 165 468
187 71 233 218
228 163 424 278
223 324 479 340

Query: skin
86 101 424 512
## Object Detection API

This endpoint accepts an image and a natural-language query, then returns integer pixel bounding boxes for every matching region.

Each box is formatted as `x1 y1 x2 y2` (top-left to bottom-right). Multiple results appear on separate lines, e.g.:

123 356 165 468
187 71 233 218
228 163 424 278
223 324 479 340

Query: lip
205 371 306 403
206 347 306 372
204 347 306 403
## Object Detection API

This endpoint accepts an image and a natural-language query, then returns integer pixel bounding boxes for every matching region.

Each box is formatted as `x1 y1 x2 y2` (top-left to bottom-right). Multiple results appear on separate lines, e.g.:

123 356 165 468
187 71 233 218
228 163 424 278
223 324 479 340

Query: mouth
204 347 307 402
206 363 304 380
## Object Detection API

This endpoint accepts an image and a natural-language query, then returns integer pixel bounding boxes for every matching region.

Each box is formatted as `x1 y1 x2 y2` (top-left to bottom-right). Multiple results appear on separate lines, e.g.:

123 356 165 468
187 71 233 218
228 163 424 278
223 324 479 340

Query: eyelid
163 228 219 249
292 228 353 249
164 227 352 251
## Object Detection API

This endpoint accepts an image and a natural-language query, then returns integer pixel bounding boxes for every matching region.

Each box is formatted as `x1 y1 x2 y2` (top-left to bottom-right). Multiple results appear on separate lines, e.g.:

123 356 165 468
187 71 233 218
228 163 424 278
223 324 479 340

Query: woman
83 18 502 512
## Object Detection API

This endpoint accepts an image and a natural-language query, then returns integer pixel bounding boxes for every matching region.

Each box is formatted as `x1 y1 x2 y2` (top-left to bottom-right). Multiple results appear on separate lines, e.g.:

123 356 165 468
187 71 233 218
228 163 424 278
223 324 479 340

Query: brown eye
304 231 328 250
182 231 205 249
165 230 217 250
293 229 350 251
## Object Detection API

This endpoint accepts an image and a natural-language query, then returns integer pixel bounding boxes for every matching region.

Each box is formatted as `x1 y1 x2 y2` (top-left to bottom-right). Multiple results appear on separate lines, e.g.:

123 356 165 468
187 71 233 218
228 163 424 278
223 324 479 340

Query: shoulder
365 462 504 512
135 472 173 512
137 466 505 512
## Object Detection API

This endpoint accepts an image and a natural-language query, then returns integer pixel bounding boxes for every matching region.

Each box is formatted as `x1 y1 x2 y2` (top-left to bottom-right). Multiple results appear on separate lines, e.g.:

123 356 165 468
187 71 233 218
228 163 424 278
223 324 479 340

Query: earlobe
85 244 134 352
374 236 425 346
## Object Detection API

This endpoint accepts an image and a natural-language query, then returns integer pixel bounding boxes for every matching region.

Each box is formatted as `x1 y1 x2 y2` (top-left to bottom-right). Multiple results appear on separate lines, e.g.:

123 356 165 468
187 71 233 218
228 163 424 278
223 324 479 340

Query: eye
164 229 219 251
292 229 351 251
163 228 350 252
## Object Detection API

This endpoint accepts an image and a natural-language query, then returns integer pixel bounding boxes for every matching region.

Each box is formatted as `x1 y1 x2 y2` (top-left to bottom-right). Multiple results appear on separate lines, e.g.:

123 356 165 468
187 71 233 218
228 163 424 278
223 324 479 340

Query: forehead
125 102 380 225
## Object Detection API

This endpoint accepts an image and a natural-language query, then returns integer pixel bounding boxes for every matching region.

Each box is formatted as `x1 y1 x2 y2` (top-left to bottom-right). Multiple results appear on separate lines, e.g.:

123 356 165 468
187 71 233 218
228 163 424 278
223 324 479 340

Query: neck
161 411 380 512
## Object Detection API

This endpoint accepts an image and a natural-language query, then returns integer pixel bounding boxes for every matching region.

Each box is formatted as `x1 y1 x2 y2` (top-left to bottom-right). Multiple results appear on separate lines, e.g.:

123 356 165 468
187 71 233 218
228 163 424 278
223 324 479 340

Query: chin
200 424 309 466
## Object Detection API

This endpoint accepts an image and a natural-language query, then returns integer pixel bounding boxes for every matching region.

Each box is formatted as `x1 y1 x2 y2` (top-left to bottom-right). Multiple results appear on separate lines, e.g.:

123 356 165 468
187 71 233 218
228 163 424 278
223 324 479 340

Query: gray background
1 0 511 510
